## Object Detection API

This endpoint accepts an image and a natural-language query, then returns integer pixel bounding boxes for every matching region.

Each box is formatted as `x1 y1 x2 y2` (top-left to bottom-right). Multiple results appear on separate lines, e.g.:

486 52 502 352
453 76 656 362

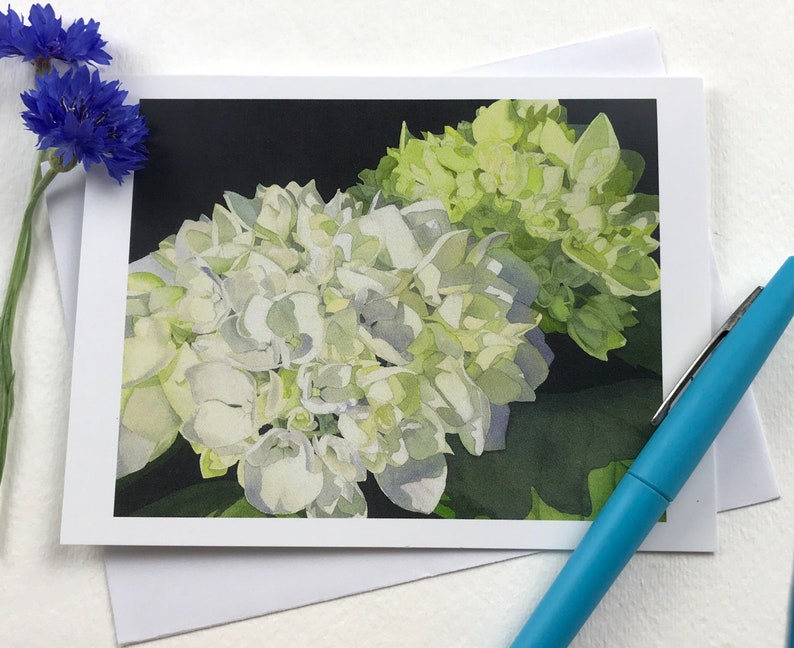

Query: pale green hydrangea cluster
118 182 552 517
352 99 661 360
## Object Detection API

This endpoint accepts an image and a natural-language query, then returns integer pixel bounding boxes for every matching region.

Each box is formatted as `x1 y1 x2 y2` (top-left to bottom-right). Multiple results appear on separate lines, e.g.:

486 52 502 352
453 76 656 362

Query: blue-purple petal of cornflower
0 6 24 57
0 3 110 65
20 66 148 183
61 17 110 65
17 2 62 60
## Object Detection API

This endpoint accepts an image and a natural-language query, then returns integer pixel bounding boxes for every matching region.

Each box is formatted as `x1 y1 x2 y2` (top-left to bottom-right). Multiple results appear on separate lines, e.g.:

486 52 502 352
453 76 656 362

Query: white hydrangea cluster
118 181 552 517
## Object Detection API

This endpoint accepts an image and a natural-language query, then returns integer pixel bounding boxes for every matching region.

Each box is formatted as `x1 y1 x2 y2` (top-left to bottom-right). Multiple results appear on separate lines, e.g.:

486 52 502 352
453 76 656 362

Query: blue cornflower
60 16 111 65
0 3 110 67
0 6 23 57
21 66 148 183
1 6 142 493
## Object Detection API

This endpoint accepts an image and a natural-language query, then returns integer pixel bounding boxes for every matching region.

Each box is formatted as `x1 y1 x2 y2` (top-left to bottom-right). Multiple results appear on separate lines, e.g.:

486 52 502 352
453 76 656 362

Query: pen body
512 256 794 648
511 473 668 648
631 256 794 500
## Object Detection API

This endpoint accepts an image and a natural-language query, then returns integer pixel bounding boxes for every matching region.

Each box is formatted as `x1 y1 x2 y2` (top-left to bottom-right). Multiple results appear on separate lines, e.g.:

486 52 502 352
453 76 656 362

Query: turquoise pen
512 256 794 648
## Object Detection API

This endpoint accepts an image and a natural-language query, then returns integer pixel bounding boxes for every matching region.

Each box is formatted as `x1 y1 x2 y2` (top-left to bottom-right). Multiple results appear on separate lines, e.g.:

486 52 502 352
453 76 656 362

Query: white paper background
0 2 792 646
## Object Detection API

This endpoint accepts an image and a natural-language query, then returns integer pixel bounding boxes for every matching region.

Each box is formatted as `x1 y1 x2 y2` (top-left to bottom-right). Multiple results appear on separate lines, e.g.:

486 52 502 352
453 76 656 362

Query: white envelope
47 27 777 644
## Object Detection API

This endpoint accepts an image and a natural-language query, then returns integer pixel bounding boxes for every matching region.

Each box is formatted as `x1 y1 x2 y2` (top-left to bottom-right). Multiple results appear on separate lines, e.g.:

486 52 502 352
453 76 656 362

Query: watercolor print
115 98 662 521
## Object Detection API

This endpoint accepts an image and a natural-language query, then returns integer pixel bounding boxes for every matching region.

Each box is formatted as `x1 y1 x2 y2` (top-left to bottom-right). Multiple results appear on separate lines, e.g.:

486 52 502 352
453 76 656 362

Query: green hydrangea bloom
350 99 660 360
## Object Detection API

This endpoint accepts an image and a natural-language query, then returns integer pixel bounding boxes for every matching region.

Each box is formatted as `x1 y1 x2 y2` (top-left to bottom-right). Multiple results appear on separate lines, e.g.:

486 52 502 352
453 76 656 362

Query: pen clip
650 285 764 426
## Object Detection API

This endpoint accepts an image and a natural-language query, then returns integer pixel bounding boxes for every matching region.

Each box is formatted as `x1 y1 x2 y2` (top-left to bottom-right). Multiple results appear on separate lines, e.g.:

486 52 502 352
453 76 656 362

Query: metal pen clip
651 285 764 426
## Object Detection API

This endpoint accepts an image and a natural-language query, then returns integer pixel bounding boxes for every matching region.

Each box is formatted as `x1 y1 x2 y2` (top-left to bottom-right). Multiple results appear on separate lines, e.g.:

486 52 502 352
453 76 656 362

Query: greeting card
61 75 713 549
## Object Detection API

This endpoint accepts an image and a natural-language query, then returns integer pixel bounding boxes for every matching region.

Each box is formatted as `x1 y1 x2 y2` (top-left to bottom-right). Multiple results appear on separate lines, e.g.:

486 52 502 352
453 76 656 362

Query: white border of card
60 75 714 550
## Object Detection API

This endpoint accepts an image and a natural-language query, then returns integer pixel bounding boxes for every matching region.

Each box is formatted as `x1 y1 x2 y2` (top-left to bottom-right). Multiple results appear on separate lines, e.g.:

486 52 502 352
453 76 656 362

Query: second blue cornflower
0 3 111 68
21 66 148 183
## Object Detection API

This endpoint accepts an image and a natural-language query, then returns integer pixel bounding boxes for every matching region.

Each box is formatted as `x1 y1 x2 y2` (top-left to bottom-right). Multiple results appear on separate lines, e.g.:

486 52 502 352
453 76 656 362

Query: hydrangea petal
181 362 257 451
374 453 447 514
121 317 176 388
242 428 324 515
117 383 181 478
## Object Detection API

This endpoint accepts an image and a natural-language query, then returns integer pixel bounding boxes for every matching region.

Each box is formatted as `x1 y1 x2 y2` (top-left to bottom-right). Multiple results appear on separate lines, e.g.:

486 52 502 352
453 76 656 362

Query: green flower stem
0 153 61 486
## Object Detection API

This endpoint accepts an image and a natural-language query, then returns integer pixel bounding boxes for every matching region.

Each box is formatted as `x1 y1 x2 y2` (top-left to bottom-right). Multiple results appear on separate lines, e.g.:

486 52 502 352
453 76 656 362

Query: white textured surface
0 2 792 647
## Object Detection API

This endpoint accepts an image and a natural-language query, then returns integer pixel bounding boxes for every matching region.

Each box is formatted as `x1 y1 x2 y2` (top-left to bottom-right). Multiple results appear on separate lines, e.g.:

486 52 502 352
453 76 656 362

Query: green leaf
115 435 186 493
130 480 244 517
613 292 662 375
566 294 638 361
347 174 378 212
441 378 660 519
586 459 631 517
218 497 271 518
601 149 646 196
526 487 583 520
621 192 660 217
525 460 630 520
433 495 457 519
527 460 664 522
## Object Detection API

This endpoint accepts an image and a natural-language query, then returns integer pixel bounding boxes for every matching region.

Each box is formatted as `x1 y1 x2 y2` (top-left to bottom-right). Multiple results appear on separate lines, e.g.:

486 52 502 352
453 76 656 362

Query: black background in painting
129 98 658 262
119 97 660 518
